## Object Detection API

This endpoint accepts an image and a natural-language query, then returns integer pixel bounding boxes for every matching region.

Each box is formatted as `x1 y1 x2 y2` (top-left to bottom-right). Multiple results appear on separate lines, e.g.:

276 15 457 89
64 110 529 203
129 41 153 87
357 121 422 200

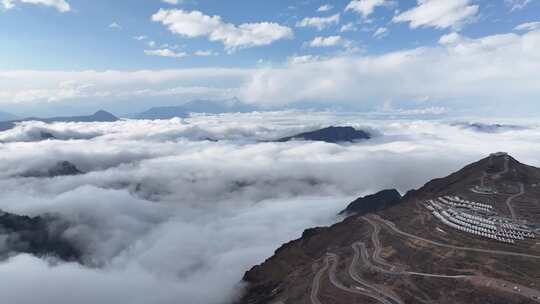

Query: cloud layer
1 0 70 12
393 0 478 30
1 112 540 303
1 28 540 116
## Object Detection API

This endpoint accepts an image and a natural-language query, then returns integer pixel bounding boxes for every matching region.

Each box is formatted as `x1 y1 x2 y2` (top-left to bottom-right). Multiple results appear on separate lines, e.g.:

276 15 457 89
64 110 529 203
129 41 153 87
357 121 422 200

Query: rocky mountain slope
277 126 371 143
238 153 540 304
339 189 402 216
0 211 80 261
21 161 83 178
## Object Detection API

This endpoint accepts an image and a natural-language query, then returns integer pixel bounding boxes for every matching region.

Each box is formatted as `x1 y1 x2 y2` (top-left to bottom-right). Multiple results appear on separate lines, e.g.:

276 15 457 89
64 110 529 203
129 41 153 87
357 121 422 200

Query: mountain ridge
132 98 257 119
0 110 119 132
238 153 540 304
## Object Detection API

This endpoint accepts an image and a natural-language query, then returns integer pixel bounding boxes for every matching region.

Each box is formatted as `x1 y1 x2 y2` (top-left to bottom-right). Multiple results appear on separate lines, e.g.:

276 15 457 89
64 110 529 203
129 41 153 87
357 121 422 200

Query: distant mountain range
276 126 372 143
453 122 526 133
0 110 119 132
0 111 19 122
132 98 257 119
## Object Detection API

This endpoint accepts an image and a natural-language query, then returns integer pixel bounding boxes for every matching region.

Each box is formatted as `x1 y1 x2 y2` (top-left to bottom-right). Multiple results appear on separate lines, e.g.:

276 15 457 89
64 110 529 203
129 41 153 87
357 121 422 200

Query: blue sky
0 0 539 116
1 0 537 69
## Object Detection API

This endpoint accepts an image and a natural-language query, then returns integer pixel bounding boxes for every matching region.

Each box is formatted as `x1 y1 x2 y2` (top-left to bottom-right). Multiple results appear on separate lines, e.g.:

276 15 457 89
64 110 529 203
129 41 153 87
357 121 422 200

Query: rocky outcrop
277 126 371 143
0 211 80 262
339 189 402 216
22 161 83 178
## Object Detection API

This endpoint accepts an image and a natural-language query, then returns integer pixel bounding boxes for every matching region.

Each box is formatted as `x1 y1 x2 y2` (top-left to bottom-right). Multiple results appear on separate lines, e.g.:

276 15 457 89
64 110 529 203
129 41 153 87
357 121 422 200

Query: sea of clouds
0 111 540 304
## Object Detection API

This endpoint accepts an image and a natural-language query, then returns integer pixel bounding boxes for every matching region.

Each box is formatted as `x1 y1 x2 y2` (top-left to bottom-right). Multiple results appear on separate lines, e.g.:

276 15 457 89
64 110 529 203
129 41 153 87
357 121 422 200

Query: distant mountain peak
0 110 119 132
0 111 19 122
91 110 118 121
133 98 257 120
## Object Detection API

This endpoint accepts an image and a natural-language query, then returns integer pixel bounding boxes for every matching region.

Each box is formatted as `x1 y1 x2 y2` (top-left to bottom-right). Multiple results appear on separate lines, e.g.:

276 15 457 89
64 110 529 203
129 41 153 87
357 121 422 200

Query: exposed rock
339 189 402 216
0 211 80 262
39 131 56 140
22 161 83 178
276 126 371 143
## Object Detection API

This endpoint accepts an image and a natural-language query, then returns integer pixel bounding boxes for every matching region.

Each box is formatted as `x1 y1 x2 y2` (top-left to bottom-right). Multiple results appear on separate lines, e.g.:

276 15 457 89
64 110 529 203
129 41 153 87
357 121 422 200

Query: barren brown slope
238 153 540 304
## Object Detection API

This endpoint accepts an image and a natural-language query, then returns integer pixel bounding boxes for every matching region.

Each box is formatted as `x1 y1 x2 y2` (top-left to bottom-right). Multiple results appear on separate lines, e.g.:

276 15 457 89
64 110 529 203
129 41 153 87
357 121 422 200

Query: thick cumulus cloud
1 112 540 304
242 29 540 111
1 30 540 116
151 9 293 52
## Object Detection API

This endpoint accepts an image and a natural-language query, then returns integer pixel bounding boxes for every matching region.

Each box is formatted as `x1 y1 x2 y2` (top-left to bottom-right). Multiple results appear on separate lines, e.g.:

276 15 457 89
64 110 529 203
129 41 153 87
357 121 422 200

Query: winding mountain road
493 156 510 179
350 242 405 304
506 182 525 220
310 258 329 304
311 250 403 304
327 253 395 304
363 217 471 279
480 171 488 188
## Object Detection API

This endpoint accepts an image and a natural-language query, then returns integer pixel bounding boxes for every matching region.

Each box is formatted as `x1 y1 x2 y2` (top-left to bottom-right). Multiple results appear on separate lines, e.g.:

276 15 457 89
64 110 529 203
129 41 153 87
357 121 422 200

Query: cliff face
238 153 540 304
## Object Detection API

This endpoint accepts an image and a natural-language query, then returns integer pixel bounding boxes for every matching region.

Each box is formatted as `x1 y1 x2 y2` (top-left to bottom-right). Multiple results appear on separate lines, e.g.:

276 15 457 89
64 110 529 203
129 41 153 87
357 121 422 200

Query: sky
0 0 539 116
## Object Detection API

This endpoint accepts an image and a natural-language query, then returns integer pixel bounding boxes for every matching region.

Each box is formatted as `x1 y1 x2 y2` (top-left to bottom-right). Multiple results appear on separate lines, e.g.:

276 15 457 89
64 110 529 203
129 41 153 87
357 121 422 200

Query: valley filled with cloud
1 112 540 304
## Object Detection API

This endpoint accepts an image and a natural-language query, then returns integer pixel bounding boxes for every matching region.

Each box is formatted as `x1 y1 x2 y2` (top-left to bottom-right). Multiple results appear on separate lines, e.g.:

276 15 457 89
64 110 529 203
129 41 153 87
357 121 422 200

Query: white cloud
151 9 293 52
147 41 157 48
373 27 388 39
393 0 478 30
438 32 462 44
1 30 540 115
296 13 340 31
0 69 249 114
1 0 70 12
161 0 179 4
514 21 540 31
194 50 216 56
345 0 393 18
108 22 122 30
134 35 147 41
317 4 333 12
288 55 322 65
505 0 533 11
308 35 345 47
240 30 540 111
144 49 188 58
2 111 540 304
340 22 358 32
